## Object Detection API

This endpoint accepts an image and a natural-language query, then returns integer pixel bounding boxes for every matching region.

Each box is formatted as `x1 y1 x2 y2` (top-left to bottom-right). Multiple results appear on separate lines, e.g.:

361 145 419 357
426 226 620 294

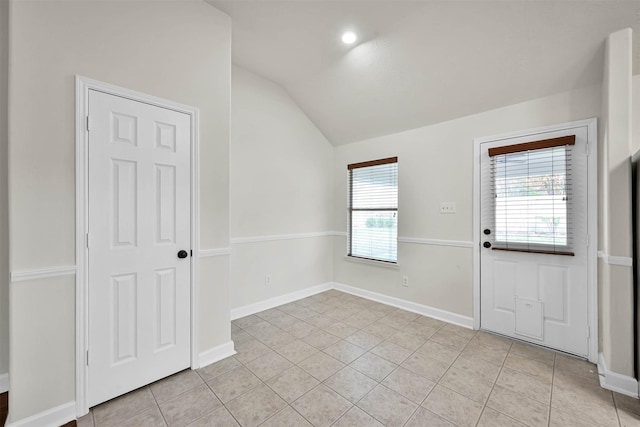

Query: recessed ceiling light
341 31 358 45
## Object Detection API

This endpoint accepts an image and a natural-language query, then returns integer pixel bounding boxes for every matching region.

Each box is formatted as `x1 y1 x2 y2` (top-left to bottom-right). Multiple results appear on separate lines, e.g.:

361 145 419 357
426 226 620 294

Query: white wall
333 84 602 318
598 28 634 377
230 66 333 310
0 0 9 388
633 74 640 156
7 0 230 423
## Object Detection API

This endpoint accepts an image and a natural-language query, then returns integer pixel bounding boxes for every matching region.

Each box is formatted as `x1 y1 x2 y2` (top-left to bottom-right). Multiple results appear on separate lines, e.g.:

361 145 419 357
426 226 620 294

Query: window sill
343 256 400 270
492 247 574 256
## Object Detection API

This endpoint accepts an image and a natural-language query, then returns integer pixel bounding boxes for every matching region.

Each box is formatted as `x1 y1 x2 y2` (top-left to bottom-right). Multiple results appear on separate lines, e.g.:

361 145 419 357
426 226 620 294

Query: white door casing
473 119 598 362
76 76 200 415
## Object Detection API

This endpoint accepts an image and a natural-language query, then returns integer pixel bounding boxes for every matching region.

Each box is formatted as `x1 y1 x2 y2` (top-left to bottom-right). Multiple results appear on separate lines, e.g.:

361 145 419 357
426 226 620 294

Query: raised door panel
492 260 516 312
155 122 177 152
155 268 177 351
111 113 138 146
111 160 138 248
539 265 568 323
155 164 176 245
111 273 138 365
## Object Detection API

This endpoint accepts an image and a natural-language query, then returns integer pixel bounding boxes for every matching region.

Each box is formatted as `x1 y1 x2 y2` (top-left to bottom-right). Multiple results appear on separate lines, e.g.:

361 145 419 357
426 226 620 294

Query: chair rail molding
597 251 633 267
397 237 474 248
199 247 231 258
230 231 336 244
10 266 77 282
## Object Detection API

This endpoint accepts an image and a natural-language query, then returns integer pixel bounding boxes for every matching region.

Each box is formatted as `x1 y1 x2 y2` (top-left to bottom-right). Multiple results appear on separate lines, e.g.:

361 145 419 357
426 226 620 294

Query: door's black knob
483 242 492 248
484 229 491 235
177 250 188 259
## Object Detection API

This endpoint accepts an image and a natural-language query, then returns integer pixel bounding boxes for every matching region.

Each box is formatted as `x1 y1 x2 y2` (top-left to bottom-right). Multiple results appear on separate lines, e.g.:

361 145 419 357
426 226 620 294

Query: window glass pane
352 163 398 209
493 146 571 249
351 211 397 262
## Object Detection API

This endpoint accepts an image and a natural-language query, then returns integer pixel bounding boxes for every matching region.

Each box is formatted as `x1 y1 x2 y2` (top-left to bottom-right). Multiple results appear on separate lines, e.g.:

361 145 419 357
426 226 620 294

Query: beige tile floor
78 290 640 427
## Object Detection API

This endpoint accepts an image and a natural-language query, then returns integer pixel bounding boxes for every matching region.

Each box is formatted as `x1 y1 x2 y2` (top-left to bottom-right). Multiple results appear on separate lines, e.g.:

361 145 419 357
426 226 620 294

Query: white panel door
480 125 591 357
88 90 191 407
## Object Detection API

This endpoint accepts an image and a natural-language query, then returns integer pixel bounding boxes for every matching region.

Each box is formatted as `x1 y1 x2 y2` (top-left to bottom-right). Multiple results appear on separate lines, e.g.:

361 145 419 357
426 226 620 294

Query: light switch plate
440 202 456 214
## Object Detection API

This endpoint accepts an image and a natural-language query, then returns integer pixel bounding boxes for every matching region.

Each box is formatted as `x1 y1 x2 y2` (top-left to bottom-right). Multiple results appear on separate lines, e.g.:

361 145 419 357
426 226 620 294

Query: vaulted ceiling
207 0 640 145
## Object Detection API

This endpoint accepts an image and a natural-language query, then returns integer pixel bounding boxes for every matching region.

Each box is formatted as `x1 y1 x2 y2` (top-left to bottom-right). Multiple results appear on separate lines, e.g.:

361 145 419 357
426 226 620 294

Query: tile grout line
293 382 346 427
323 314 405 425
93 386 160 427
392 321 449 426
292 314 371 425
153 370 224 426
226 346 304 426
485 340 560 426
339 344 406 424
547 352 556 427
470 336 512 427
234 295 361 426
199 369 244 426
611 386 623 427
280 294 372 426
285 300 408 425
426 327 487 427
151 387 170 427
337 315 479 425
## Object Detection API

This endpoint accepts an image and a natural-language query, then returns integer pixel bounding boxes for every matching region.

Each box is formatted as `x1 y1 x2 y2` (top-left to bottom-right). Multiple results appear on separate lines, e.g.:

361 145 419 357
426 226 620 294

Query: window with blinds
348 157 398 263
489 135 574 256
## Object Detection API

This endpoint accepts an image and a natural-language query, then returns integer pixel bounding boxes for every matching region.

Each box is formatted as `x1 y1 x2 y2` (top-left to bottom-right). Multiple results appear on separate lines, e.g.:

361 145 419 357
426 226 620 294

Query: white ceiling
207 0 640 145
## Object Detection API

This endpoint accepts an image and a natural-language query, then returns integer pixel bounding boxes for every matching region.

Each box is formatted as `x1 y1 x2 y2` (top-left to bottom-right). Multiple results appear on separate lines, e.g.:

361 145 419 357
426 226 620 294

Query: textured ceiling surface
208 0 640 145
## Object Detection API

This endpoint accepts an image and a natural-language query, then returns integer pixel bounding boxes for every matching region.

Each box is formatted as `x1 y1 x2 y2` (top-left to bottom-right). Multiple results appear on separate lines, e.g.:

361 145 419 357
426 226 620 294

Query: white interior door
479 124 592 357
87 90 191 407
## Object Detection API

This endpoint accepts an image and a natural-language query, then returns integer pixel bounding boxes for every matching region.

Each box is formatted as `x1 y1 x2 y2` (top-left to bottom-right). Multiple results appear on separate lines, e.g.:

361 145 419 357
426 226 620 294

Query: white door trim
75 76 200 416
472 118 598 363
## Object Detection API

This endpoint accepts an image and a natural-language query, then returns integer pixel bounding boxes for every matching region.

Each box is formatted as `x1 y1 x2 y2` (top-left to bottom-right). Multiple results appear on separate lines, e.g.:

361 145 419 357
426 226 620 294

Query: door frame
74 76 200 416
472 118 598 363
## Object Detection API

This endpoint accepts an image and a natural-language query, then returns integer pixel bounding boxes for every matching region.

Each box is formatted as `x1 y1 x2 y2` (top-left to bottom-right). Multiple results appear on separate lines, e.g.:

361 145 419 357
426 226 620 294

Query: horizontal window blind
348 157 398 263
489 136 574 255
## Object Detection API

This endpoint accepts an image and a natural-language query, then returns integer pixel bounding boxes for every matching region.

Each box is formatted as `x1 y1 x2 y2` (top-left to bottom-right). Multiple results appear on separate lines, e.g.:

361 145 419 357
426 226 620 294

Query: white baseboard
0 372 8 393
333 282 474 329
5 401 76 427
230 282 333 320
598 352 639 398
198 340 236 369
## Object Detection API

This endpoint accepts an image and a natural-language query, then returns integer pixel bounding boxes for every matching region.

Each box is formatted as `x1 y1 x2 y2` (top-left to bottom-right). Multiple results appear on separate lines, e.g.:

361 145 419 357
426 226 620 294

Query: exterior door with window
479 124 592 357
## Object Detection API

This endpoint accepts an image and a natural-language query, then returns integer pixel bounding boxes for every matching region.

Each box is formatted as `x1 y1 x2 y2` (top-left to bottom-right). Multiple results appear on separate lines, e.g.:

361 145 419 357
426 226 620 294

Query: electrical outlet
265 275 271 285
402 276 409 287
440 202 456 214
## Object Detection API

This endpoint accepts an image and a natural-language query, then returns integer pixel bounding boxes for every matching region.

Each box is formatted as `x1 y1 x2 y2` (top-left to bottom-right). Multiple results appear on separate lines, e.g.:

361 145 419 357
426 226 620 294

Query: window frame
347 156 398 264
